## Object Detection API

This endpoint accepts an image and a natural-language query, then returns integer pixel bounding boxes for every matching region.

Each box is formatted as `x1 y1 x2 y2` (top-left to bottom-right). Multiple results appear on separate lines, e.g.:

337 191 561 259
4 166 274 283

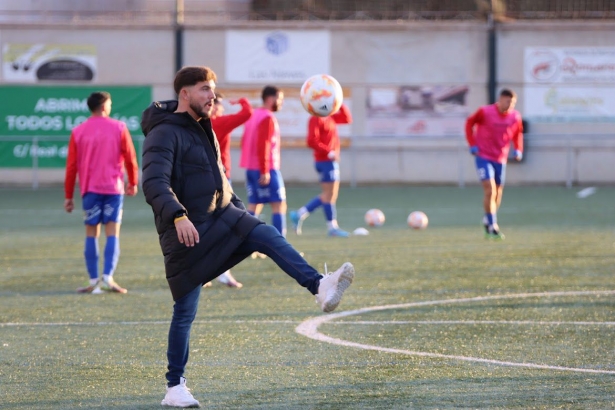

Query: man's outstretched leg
230 224 354 312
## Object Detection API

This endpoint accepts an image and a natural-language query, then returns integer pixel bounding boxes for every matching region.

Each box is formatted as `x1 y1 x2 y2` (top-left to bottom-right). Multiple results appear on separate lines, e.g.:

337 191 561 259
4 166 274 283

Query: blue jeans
166 223 322 387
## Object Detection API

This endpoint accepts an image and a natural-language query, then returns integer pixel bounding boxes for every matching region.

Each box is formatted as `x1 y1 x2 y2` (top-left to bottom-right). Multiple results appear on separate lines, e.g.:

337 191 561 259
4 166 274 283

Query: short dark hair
261 85 280 102
173 66 217 95
500 88 516 98
87 91 110 112
214 92 225 104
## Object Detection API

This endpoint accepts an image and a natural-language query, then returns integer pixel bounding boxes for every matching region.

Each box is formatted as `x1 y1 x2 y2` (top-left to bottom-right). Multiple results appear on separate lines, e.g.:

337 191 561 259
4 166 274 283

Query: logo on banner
266 32 288 56
527 50 559 82
3 44 97 83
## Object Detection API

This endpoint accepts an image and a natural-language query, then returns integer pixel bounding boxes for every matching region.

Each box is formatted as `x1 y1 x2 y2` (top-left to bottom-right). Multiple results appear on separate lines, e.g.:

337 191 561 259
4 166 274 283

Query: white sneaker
76 280 103 294
216 271 243 288
161 377 200 408
316 262 355 313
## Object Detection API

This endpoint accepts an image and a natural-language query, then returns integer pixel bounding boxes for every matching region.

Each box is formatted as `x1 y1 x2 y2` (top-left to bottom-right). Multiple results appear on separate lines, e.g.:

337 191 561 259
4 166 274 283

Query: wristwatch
174 210 187 219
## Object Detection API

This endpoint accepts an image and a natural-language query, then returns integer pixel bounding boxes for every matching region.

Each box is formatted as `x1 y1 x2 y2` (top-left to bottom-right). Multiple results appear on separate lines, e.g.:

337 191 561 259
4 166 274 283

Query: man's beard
271 102 279 112
190 101 212 119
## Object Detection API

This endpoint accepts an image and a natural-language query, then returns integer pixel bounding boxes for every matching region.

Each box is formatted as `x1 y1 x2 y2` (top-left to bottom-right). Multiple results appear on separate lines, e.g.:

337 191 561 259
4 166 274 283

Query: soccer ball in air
407 211 428 230
299 74 344 117
364 209 385 227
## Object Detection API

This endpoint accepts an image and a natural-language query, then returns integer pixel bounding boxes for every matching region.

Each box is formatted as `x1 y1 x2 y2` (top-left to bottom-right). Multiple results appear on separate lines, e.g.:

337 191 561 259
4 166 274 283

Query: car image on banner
2 44 97 83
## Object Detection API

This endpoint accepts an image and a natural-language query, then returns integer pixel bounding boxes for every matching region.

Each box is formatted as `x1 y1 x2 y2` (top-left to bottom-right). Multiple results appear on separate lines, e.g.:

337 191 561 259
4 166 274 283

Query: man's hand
469 146 479 156
125 184 138 196
327 151 337 161
258 172 271 186
64 198 74 213
175 217 199 247
514 150 523 162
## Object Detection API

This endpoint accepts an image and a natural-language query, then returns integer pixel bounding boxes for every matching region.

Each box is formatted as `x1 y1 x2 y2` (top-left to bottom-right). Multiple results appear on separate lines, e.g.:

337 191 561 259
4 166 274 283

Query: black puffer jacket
141 100 262 300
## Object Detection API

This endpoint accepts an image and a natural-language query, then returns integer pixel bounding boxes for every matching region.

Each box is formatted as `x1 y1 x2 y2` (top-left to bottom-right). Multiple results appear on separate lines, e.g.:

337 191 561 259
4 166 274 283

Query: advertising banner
0 139 69 168
366 85 469 137
525 47 615 84
524 47 615 122
3 44 97 82
0 85 151 136
524 85 615 122
0 85 151 168
225 30 331 84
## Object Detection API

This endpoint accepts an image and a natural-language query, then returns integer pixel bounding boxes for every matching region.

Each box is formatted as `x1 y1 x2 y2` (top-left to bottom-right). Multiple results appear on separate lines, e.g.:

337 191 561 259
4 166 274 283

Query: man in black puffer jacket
141 66 355 408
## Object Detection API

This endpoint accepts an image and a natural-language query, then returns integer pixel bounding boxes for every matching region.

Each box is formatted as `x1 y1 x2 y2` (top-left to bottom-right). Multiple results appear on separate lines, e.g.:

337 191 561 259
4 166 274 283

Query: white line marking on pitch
0 320 297 327
4 319 614 328
330 320 615 326
295 290 615 375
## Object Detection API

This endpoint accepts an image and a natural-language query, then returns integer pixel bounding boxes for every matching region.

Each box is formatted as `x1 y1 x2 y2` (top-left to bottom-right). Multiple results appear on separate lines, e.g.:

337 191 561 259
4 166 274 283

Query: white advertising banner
524 86 615 122
525 47 615 84
524 47 615 121
218 88 351 139
2 44 97 83
366 85 469 137
225 30 330 84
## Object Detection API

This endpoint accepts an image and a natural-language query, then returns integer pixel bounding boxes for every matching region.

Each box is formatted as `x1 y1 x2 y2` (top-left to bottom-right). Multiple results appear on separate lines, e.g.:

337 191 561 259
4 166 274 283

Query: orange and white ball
364 209 385 227
407 211 428 230
299 74 344 117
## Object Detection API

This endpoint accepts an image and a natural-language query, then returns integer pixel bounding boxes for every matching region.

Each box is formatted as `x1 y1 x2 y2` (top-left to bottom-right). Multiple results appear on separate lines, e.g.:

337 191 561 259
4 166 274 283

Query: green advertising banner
0 138 69 168
0 85 151 168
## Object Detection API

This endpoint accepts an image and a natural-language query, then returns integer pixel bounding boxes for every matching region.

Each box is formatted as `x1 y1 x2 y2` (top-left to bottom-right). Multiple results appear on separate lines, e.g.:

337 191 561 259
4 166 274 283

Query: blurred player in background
465 88 523 239
64 91 139 293
290 103 352 237
240 85 287 236
209 92 252 288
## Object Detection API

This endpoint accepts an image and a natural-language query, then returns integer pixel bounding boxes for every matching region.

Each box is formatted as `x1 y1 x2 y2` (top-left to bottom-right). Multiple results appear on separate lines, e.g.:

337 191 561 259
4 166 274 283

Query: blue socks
305 196 323 213
272 213 286 237
84 237 99 280
323 203 336 222
248 209 286 236
104 236 120 277
486 213 497 226
85 236 121 281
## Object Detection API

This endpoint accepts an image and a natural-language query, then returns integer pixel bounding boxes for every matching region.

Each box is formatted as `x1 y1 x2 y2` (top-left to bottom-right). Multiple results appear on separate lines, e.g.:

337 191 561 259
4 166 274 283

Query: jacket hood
141 100 215 137
141 100 181 137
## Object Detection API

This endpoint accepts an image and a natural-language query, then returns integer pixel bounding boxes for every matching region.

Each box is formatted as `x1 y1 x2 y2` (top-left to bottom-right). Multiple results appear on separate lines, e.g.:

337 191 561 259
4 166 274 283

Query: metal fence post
566 135 572 188
350 136 357 188
458 137 466 188
32 136 39 190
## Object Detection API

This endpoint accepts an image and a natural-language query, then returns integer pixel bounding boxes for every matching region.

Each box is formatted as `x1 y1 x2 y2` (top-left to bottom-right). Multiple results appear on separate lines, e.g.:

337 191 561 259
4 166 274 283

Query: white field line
3 319 614 327
329 320 615 326
0 320 297 327
4 290 615 374
295 290 615 375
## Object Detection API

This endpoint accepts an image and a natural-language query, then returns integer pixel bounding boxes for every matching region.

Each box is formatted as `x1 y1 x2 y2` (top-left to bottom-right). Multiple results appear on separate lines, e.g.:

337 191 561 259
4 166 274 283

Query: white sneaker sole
161 399 200 408
321 262 355 313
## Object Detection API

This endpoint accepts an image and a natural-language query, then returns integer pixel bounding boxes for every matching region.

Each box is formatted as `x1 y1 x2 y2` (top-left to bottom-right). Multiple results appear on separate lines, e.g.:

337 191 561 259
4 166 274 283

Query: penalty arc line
295 289 615 375
329 320 615 326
